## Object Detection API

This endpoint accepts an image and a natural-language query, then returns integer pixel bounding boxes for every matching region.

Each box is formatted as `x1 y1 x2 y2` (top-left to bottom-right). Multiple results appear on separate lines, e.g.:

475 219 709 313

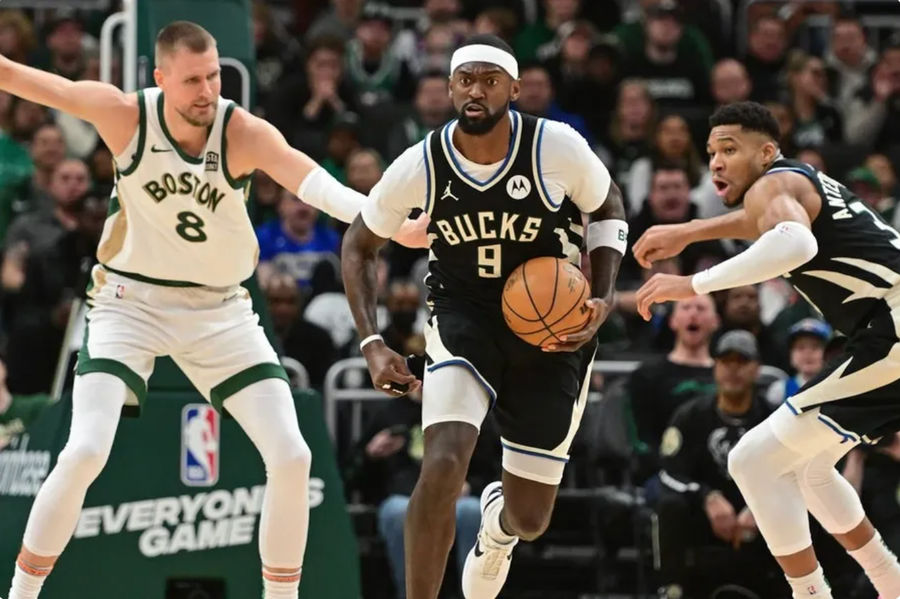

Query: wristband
359 334 384 351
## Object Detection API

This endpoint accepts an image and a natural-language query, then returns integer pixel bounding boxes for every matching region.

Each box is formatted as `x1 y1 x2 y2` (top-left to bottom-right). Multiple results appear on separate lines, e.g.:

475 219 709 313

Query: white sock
482 492 517 545
8 559 51 599
786 564 832 598
848 532 900 599
262 566 301 599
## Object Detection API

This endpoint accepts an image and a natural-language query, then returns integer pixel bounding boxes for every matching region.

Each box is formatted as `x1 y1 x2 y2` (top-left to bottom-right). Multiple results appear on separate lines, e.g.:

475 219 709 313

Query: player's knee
727 433 757 486
503 505 551 541
57 439 112 480
266 436 311 482
418 451 468 497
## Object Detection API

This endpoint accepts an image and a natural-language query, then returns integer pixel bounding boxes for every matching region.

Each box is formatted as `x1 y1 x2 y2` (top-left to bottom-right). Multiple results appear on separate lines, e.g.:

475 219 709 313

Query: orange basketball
501 256 592 347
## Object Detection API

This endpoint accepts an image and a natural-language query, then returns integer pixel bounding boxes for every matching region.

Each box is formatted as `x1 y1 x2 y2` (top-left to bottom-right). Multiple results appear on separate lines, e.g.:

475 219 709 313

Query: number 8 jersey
99 87 259 287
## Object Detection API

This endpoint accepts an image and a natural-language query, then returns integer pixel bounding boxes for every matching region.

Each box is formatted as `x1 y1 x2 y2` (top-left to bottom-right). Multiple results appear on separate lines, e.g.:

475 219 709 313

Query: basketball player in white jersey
0 21 425 599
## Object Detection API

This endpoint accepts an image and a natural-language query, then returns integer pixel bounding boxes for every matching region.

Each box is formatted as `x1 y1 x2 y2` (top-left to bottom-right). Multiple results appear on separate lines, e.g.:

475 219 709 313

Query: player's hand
542 298 610 353
394 212 431 249
366 428 407 459
632 223 693 269
362 341 421 396
732 507 758 549
704 490 737 543
635 274 696 321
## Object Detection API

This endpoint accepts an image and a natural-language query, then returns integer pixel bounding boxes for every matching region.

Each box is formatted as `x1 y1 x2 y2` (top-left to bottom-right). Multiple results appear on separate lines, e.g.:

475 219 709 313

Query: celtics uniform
78 88 286 414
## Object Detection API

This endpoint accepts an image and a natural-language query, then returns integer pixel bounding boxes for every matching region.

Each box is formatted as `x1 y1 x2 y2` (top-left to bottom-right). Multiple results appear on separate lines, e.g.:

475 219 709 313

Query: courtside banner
0 390 360 599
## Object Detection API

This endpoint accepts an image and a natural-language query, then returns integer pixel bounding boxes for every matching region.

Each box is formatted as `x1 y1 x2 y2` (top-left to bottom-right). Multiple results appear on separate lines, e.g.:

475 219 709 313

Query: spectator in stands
0 358 51 450
765 100 797 157
545 24 621 140
766 318 831 408
473 7 519 46
345 148 384 195
345 4 416 108
5 193 105 394
785 51 843 148
844 43 900 152
625 114 715 215
657 330 780 599
514 63 594 144
321 111 362 184
621 163 726 284
16 121 65 210
265 36 358 161
249 171 281 227
745 15 788 103
629 294 719 484
797 146 826 172
711 58 752 108
868 152 900 200
716 285 787 371
40 14 86 81
514 0 581 64
380 279 425 357
354 390 500 599
0 10 37 65
263 273 336 390
86 142 114 199
825 15 877 115
306 0 363 42
598 79 655 186
394 0 469 75
846 166 892 219
617 0 711 109
253 0 304 115
255 191 341 296
2 157 89 295
0 98 44 202
385 69 453 162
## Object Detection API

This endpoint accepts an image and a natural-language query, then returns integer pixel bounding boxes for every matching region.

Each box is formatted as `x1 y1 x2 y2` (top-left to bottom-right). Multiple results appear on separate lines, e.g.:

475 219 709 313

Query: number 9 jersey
99 87 259 287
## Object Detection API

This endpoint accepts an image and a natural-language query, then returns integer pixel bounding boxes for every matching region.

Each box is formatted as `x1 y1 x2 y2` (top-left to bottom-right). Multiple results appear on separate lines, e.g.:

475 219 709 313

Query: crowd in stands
2 1 900 597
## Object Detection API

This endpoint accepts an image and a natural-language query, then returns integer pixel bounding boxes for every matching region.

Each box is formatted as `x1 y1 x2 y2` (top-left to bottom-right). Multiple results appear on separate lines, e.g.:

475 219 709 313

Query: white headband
450 44 519 79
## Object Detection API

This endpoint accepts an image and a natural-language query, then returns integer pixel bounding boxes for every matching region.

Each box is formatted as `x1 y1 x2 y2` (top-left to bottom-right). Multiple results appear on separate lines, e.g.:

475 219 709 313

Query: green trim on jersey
77 322 147 409
100 264 204 287
209 362 289 413
221 102 251 190
118 90 147 177
157 92 204 165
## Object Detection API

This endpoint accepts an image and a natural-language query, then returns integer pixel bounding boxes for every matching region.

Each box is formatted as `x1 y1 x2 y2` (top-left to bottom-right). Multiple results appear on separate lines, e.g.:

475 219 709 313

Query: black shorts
423 298 596 457
788 310 900 443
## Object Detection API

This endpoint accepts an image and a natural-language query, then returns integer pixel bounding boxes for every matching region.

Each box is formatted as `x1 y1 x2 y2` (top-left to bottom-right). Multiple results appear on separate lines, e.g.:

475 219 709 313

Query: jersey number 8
176 211 208 243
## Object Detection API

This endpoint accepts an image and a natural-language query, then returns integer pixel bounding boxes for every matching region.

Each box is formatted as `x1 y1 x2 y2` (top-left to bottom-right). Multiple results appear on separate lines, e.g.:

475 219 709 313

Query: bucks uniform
361 110 611 476
79 88 285 415
767 159 900 442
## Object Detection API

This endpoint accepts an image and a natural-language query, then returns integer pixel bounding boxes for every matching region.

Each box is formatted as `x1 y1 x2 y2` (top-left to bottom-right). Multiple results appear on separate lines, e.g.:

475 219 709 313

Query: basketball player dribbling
0 21 426 599
342 35 627 599
635 101 900 598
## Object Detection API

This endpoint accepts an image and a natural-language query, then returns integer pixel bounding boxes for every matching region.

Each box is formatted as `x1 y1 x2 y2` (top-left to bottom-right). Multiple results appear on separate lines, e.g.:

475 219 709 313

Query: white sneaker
461 482 518 599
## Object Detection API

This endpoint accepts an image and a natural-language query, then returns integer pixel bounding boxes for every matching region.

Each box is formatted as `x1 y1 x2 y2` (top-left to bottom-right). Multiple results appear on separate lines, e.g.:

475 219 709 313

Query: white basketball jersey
99 87 259 287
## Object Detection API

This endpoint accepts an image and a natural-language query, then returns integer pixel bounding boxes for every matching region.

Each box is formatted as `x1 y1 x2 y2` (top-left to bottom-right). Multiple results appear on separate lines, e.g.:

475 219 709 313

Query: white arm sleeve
539 120 611 213
297 167 364 225
691 221 818 294
360 142 427 239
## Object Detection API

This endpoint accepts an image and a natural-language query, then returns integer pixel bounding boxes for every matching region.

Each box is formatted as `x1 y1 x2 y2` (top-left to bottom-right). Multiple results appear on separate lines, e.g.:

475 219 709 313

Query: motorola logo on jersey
181 404 219 487
434 212 542 246
506 175 532 200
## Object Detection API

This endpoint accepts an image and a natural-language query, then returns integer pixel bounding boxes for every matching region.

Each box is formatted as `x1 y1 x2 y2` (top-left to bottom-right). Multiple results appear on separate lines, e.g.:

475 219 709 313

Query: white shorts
77 266 286 414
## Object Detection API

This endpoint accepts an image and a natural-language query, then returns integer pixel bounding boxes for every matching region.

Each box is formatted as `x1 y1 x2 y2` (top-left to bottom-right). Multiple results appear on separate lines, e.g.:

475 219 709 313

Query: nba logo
181 404 220 486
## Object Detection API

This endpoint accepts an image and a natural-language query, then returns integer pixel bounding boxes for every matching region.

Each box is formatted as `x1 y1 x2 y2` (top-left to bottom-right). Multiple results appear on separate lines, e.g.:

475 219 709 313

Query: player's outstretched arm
544 182 627 353
632 208 759 269
341 216 420 396
635 175 818 320
0 55 136 152
226 107 429 247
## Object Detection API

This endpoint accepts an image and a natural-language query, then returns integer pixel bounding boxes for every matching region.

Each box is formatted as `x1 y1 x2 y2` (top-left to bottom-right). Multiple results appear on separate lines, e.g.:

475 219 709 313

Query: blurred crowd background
2 1 900 597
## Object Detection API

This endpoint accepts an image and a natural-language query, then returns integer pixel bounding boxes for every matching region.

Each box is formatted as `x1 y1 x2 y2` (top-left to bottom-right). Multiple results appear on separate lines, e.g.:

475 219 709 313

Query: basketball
501 256 592 346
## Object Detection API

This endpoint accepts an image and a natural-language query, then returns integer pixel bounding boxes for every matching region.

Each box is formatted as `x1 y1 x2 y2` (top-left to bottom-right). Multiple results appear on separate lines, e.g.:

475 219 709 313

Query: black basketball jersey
422 111 584 307
766 158 900 335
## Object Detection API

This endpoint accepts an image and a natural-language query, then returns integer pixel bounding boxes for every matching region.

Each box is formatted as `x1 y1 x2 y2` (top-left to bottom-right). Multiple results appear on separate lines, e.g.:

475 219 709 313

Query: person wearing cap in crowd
615 0 713 108
846 165 896 223
343 33 626 599
657 330 781 598
767 318 832 408
345 3 416 107
321 111 362 184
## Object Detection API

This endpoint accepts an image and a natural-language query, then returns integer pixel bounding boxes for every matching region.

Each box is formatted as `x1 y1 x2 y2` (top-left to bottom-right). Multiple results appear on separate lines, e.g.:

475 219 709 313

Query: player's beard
456 101 509 135
177 104 217 128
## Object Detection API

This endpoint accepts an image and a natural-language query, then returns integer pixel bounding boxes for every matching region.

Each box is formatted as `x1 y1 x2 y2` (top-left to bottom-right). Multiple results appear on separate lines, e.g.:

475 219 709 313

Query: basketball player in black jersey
634 101 900 599
342 35 626 599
